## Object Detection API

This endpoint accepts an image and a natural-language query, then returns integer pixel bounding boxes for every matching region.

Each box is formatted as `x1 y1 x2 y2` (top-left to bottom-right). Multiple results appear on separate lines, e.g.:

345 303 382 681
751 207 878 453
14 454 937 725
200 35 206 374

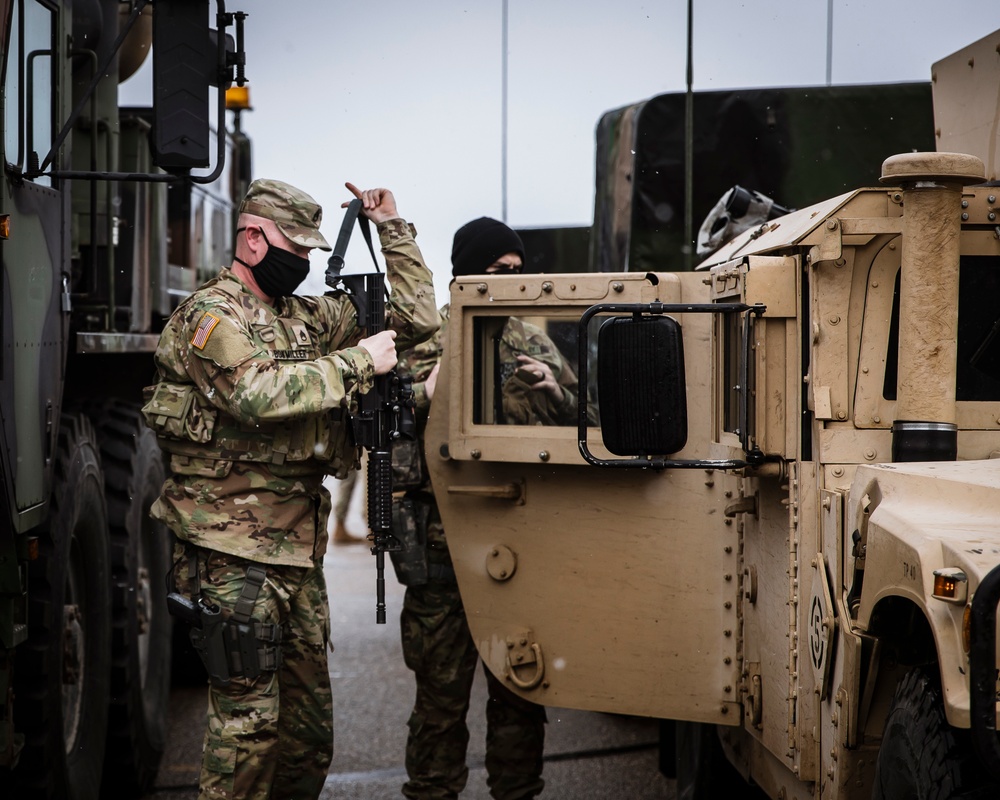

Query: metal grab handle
505 643 545 690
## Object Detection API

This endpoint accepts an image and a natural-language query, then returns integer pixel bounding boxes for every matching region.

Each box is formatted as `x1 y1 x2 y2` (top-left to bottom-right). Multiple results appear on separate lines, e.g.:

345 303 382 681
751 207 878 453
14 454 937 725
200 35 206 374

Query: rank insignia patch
191 312 221 350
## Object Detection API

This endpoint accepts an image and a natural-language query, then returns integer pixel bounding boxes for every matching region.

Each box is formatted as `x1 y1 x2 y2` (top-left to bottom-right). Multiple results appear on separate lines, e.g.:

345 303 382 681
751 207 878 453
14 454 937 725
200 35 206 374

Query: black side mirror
598 315 688 456
152 0 212 170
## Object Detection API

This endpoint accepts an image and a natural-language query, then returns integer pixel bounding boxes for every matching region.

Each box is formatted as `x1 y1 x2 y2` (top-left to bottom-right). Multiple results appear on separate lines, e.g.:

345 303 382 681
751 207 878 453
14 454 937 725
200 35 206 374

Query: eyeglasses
485 261 523 275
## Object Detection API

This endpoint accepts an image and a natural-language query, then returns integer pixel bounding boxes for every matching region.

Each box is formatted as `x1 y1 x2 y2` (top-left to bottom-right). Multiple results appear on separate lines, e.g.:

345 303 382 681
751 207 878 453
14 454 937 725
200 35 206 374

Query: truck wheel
87 401 173 795
675 721 767 799
12 413 112 799
874 666 999 799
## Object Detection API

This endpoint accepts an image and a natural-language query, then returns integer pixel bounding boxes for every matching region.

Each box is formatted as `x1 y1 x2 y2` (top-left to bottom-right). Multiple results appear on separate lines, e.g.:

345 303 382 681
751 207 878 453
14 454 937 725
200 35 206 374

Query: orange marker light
932 568 967 603
225 85 252 112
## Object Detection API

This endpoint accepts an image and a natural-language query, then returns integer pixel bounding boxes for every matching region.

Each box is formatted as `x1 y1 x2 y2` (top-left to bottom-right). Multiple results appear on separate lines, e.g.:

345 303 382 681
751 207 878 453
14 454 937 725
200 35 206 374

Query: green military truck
0 1 250 797
427 29 1000 798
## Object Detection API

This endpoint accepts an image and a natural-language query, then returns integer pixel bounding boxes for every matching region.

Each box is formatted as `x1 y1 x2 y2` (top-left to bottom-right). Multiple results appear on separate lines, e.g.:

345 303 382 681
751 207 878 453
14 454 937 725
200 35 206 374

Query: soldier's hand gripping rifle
326 199 415 623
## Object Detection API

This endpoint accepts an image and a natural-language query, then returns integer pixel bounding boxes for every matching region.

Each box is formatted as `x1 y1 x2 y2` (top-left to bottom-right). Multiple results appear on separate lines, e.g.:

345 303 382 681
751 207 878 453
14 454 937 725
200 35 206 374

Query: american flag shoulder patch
191 312 221 350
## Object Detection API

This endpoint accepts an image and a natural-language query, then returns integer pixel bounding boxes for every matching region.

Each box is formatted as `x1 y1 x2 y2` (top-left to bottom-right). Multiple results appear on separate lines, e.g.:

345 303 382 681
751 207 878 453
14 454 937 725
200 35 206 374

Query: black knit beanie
450 217 525 277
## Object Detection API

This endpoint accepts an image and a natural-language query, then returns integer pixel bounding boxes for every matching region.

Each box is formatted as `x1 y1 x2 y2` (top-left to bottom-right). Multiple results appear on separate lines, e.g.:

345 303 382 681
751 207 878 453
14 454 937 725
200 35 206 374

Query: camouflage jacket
145 218 438 566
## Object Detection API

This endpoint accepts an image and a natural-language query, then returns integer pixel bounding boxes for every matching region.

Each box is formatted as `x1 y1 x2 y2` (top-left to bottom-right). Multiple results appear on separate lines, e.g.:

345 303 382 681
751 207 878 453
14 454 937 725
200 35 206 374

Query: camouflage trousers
333 467 357 521
333 454 366 523
174 544 334 800
400 580 546 800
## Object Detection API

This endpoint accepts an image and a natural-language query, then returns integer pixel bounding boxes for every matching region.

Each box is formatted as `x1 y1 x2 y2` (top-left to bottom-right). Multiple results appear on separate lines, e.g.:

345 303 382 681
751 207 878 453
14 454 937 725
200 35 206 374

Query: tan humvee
426 29 1000 799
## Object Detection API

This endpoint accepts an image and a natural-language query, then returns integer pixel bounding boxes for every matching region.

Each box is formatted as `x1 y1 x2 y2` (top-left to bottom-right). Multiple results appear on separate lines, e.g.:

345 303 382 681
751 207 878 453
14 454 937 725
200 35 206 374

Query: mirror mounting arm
577 301 766 470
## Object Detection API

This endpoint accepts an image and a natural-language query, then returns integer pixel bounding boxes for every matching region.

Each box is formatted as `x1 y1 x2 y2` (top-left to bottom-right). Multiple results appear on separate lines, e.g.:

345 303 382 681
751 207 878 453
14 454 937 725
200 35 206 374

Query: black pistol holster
389 492 457 588
167 559 282 687
389 495 430 587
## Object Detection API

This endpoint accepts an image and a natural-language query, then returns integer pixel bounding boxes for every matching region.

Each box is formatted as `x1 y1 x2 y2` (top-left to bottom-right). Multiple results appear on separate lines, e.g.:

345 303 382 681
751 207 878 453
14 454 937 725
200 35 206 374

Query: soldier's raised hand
343 182 399 223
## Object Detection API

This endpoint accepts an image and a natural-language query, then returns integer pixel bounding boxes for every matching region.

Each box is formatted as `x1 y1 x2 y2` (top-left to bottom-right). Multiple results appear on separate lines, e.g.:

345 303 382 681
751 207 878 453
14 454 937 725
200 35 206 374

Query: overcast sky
124 1 998 304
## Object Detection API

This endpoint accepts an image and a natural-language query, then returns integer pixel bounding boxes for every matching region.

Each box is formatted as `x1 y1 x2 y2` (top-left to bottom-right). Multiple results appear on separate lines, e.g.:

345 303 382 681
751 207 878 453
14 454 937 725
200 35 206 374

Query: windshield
3 0 54 186
883 256 1000 402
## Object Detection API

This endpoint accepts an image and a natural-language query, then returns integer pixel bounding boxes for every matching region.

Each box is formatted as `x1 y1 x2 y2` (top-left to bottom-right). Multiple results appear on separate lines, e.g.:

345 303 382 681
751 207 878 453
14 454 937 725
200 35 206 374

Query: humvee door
425 271 741 724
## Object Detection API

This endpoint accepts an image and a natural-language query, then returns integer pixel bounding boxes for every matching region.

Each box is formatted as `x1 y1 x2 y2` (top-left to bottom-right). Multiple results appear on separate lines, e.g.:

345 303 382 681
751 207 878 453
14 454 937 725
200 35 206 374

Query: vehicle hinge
744 664 763 729
807 218 843 265
725 493 758 517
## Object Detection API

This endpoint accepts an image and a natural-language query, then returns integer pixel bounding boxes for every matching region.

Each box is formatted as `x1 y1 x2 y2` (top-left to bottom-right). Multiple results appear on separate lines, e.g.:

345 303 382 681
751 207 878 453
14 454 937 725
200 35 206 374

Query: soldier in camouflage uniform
392 218 582 800
142 179 438 800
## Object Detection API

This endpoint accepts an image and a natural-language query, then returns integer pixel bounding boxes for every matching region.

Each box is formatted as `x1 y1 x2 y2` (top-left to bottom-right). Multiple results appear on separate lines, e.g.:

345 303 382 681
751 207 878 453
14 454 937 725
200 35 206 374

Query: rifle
326 199 415 623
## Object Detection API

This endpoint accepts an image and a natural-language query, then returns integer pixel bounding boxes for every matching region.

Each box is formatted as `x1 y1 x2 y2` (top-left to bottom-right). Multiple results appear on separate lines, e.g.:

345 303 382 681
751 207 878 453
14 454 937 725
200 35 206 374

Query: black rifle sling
329 198 379 268
325 198 386 329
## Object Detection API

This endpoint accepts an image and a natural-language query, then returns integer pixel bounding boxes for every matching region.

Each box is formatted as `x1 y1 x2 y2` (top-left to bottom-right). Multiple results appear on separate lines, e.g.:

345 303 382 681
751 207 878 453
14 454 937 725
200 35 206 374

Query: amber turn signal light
932 568 967 603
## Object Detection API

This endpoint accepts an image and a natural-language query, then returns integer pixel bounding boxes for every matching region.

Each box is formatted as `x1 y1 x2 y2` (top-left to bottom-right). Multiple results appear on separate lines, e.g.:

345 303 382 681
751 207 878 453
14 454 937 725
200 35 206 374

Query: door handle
447 481 524 504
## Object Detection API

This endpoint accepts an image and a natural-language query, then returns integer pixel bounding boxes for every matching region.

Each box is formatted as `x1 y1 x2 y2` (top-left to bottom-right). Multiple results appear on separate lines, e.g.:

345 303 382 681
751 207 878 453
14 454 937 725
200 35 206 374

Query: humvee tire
874 666 999 799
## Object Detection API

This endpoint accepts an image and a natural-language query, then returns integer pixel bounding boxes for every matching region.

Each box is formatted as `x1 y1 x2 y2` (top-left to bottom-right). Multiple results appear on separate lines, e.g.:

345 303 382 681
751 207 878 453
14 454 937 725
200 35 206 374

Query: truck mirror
597 315 688 456
152 0 212 170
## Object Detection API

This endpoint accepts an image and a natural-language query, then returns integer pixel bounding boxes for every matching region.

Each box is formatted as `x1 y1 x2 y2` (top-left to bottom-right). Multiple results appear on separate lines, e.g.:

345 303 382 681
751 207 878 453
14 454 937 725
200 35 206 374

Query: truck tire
87 400 173 795
874 666 999 799
12 413 112 799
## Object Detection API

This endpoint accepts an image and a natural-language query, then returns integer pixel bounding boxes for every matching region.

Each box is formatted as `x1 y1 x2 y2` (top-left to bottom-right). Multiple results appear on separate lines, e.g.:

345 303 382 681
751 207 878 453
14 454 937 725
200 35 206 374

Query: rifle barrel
375 550 387 624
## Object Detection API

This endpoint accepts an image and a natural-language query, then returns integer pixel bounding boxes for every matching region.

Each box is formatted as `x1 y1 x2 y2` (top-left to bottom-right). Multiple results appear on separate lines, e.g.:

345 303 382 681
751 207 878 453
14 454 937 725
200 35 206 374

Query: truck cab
0 1 248 796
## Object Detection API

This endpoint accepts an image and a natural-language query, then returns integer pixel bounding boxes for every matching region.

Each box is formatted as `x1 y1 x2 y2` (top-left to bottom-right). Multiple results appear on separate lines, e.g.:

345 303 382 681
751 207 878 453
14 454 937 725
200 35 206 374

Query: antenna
683 0 694 270
501 0 509 223
826 0 834 85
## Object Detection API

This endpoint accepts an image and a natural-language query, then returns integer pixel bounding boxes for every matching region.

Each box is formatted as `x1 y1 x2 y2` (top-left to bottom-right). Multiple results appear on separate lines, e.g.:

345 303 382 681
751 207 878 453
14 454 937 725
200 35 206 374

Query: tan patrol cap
238 178 332 251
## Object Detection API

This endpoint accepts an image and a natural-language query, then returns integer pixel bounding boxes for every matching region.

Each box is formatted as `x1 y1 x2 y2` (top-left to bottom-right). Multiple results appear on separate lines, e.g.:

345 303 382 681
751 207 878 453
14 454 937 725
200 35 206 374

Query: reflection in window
4 0 54 187
472 314 599 426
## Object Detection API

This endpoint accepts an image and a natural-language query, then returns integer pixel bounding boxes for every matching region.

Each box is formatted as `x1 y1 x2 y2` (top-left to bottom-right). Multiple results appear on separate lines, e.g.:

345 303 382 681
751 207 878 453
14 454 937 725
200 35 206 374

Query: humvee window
721 309 743 435
883 256 1000 401
471 313 596 426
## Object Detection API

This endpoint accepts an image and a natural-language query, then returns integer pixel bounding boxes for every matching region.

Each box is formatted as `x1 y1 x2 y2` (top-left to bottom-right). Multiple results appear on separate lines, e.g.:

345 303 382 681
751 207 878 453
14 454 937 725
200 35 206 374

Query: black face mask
235 227 311 299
